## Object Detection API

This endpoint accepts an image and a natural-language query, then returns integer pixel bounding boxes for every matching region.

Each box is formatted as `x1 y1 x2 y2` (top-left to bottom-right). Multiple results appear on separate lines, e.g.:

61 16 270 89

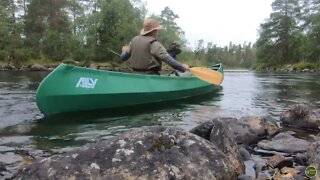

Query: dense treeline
0 0 145 63
0 0 255 68
0 0 319 69
256 0 320 66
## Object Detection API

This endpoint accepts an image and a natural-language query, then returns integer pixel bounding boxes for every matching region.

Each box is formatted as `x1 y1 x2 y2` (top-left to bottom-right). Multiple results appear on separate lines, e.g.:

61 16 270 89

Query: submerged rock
13 126 239 180
280 104 320 131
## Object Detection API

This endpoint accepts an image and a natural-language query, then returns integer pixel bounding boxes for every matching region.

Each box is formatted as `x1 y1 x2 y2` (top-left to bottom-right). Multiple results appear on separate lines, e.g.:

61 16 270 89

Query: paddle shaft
107 48 121 57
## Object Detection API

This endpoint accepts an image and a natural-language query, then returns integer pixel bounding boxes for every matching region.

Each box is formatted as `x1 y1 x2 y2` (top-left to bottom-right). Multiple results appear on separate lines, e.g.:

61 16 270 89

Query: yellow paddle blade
190 67 223 85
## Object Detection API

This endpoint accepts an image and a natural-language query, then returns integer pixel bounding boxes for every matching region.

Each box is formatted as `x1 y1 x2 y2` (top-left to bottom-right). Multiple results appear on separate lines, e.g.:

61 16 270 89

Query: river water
0 71 319 152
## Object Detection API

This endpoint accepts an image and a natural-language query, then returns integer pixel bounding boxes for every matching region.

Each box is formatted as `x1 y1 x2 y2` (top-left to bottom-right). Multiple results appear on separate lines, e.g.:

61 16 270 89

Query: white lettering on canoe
76 77 98 89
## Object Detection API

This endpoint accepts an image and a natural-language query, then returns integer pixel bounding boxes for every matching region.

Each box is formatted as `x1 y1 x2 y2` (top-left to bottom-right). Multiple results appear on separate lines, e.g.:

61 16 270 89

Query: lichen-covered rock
13 126 238 180
280 104 320 131
208 120 245 175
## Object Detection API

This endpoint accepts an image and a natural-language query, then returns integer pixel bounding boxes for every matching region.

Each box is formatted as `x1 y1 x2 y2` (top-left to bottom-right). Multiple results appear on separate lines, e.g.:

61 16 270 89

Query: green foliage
2 0 319 69
69 36 92 62
94 0 143 61
257 0 302 64
253 62 279 70
253 61 320 71
292 62 320 70
1 0 255 67
0 50 9 61
0 60 6 66
41 30 68 61
62 58 79 65
154 7 186 48
24 57 59 66
256 0 320 65
0 0 25 64
14 48 34 62
25 0 71 61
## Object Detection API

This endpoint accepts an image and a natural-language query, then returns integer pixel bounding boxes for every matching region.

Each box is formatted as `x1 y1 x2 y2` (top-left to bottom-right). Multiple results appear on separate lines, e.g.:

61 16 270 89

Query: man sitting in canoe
167 41 182 60
120 17 189 75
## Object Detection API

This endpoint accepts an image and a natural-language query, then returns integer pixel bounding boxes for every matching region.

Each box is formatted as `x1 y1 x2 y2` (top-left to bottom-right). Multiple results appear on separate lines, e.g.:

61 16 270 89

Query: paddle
107 48 121 57
189 67 223 85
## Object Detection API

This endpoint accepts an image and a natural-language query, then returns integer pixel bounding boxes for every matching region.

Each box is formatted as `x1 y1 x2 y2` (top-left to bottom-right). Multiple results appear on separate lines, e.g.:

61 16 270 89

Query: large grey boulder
208 119 244 175
238 116 280 138
280 104 320 131
190 116 279 146
190 117 256 145
14 126 238 180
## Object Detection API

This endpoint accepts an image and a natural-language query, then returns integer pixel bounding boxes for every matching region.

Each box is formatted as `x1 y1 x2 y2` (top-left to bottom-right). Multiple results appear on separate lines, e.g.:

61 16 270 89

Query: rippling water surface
0 71 319 151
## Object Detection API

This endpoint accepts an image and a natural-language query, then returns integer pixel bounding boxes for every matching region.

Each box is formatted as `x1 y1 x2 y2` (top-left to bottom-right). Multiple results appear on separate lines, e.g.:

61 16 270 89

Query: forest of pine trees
0 0 319 68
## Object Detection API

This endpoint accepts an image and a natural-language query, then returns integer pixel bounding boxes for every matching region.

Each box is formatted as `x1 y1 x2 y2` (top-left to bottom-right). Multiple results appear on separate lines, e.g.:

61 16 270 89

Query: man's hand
182 64 190 70
120 44 131 61
122 45 130 53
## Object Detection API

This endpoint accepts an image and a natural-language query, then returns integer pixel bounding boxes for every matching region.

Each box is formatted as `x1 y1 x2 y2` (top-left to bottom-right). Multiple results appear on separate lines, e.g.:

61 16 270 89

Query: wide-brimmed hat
140 18 162 36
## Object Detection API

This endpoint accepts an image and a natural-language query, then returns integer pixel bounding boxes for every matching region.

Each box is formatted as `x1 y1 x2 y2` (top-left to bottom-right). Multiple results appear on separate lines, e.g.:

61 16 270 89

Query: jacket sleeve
163 56 186 72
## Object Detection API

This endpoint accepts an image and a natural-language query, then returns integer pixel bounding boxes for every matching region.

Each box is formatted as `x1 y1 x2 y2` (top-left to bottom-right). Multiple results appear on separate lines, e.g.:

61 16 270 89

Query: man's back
127 35 159 71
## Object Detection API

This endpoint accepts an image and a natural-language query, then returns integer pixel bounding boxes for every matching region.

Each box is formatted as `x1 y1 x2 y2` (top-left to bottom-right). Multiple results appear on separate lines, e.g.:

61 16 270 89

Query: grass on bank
0 58 60 67
0 61 6 66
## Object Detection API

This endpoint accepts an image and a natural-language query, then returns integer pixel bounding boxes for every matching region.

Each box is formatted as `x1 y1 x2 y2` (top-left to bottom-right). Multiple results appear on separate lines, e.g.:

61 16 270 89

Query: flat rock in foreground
13 126 238 180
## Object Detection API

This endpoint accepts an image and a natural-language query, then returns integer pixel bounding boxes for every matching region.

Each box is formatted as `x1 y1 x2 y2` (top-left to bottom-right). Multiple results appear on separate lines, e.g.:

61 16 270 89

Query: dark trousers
132 68 160 75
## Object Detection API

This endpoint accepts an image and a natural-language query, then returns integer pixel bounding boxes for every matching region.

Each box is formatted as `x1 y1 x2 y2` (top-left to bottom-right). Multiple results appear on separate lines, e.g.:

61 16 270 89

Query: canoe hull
36 64 223 116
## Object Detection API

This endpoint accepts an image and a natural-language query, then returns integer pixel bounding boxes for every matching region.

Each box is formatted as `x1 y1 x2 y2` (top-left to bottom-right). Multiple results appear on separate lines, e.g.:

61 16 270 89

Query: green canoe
36 63 224 116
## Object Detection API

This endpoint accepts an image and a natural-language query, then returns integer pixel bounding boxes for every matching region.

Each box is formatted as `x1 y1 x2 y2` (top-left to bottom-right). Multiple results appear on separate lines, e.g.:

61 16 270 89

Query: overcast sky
145 0 273 47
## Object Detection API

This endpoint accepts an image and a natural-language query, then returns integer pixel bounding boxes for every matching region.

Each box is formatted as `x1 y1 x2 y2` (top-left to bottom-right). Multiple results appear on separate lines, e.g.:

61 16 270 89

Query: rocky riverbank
0 64 107 72
0 63 142 73
255 64 320 73
0 64 55 71
0 63 181 75
2 63 320 74
1 104 319 179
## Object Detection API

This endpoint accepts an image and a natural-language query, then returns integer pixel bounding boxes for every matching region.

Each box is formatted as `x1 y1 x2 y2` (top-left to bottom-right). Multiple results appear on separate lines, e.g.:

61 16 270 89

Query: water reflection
0 72 47 128
253 73 320 116
1 92 221 150
215 71 267 117
1 71 320 151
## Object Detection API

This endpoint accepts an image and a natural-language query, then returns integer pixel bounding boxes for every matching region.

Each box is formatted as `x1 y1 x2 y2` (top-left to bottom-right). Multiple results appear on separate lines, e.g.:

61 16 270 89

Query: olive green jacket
127 35 170 71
